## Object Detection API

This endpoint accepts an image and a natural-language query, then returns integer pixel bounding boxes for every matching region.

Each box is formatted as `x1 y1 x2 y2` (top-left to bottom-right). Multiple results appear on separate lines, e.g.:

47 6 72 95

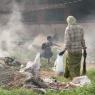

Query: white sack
53 54 64 74
20 53 41 78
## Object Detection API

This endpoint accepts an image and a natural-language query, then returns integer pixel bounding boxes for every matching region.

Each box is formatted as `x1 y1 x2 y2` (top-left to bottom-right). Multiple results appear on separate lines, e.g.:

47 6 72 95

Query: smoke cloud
81 14 95 63
0 0 95 63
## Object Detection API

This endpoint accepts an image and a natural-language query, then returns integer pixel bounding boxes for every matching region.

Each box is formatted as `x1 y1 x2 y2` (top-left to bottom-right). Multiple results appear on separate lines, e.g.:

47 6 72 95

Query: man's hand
59 50 65 56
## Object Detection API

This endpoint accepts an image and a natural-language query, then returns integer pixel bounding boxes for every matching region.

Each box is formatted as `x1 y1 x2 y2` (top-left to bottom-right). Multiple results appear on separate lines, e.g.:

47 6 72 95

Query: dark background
0 0 95 24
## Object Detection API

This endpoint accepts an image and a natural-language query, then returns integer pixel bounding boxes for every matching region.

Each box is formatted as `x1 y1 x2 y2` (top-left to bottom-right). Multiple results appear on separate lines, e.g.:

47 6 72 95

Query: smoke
0 1 26 55
0 0 94 62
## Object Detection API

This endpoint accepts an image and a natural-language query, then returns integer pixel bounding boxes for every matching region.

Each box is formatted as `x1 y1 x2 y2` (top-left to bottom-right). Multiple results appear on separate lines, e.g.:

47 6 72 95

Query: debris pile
7 72 26 88
49 82 67 90
0 64 15 86
43 78 73 90
0 58 23 87
70 76 91 87
0 66 91 92
20 52 41 79
43 76 91 90
23 78 48 89
0 57 91 92
3 57 21 66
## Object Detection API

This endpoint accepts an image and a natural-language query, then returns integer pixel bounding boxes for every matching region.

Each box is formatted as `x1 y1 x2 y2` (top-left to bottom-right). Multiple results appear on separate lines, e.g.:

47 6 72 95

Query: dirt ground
40 70 56 78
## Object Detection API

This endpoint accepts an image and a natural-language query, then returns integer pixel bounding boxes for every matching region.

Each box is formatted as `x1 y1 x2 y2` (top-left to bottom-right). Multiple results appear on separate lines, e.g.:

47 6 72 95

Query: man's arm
52 43 61 47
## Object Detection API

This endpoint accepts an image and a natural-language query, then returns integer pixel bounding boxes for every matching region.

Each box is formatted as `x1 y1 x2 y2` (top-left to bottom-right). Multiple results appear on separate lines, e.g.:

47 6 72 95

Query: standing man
59 16 87 79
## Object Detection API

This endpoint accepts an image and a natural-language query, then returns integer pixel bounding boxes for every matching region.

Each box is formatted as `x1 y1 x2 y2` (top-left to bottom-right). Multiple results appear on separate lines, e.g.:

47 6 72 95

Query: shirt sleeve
81 28 86 49
64 27 71 50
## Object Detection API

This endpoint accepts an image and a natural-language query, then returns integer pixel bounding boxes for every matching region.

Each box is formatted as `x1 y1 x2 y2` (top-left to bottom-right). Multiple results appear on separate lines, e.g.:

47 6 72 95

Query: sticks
82 50 87 75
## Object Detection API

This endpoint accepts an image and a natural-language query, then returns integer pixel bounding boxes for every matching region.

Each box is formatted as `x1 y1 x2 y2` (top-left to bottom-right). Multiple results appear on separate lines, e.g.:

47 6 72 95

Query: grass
87 69 95 81
0 88 37 95
46 83 95 95
45 69 95 95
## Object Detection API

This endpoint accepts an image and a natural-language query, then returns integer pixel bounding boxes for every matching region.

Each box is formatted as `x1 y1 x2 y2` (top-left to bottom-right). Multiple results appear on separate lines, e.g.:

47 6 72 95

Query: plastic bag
53 54 64 74
20 53 41 78
25 52 41 71
72 76 91 86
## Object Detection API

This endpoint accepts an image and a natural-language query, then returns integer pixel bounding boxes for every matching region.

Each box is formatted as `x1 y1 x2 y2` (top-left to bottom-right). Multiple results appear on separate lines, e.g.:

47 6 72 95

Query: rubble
20 52 41 79
71 76 91 87
24 77 48 89
0 65 16 86
0 66 92 92
0 57 92 92
6 72 26 88
3 57 21 66
43 78 70 90
42 76 91 90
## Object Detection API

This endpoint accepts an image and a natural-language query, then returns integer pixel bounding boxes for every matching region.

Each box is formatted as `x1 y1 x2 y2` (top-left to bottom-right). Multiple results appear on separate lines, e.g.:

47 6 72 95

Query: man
59 16 87 79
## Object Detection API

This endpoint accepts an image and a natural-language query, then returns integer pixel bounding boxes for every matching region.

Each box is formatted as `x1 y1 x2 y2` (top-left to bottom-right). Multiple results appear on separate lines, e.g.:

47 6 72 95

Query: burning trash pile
4 71 91 90
0 64 18 86
0 56 23 87
43 76 91 90
3 57 21 66
3 70 90 90
0 52 91 93
6 72 26 88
